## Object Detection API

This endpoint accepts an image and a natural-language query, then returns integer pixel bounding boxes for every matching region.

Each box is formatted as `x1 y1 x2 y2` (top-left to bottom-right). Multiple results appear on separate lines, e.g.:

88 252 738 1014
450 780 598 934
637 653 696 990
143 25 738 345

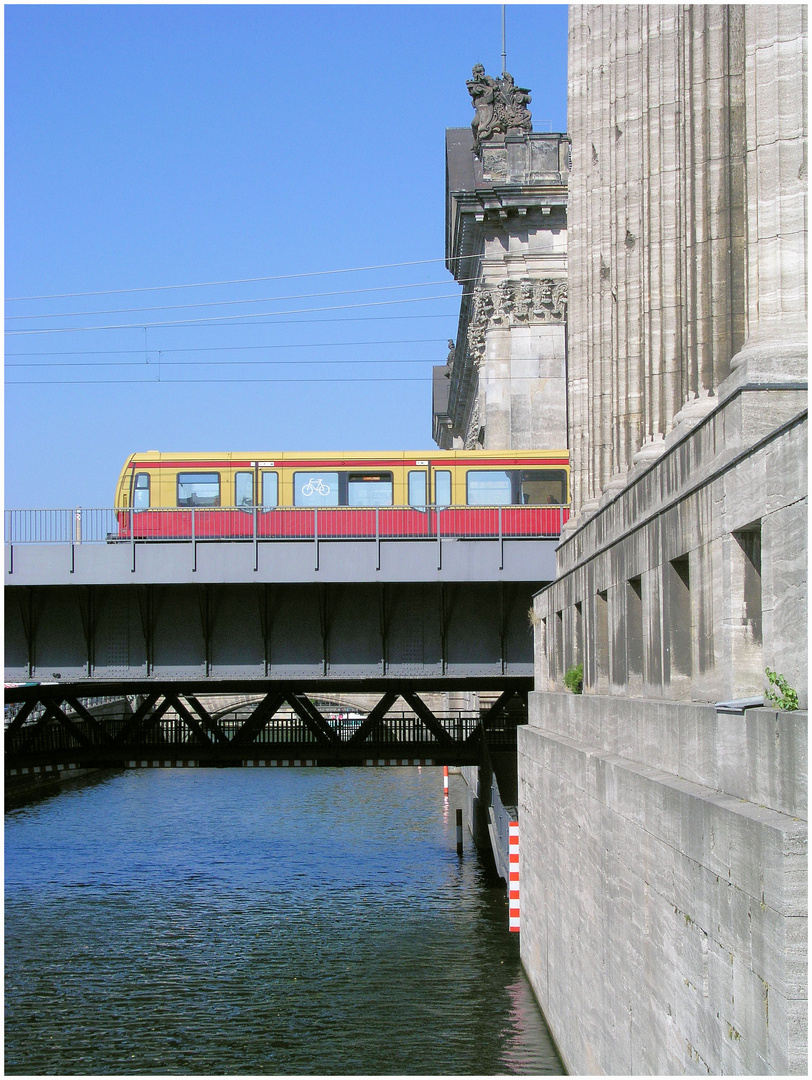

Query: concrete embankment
518 693 807 1075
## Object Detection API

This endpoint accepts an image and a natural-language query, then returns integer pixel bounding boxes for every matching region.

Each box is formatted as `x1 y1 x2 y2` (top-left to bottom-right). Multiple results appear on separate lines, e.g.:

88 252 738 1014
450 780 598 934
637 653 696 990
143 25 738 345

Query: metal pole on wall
501 5 507 74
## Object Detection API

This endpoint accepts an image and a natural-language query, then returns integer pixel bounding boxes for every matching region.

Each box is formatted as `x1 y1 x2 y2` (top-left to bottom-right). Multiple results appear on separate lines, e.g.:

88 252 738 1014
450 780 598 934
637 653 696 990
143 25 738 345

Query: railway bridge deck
5 505 557 773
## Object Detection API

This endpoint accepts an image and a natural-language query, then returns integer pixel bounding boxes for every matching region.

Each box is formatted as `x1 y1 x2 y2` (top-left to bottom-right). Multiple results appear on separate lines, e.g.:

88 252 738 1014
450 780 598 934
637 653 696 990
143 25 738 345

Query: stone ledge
557 388 807 576
529 692 807 821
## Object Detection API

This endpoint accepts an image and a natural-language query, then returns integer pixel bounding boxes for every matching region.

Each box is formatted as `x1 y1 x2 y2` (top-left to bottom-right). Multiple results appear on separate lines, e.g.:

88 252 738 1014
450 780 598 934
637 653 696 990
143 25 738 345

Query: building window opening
626 576 643 682
555 610 564 683
596 590 609 687
735 526 762 646
574 601 583 668
668 556 692 678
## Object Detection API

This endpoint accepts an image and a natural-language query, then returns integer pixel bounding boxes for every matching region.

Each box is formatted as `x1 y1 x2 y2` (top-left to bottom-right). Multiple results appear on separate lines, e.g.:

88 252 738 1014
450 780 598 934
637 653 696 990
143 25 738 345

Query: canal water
5 767 564 1075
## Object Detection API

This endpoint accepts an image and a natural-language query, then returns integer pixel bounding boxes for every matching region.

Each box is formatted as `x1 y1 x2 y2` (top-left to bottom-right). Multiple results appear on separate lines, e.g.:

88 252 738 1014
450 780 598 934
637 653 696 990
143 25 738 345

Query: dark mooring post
456 807 463 854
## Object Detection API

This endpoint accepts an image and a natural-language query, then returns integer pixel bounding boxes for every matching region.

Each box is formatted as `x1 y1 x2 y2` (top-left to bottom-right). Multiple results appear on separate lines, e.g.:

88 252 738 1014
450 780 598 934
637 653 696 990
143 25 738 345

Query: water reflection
5 767 563 1075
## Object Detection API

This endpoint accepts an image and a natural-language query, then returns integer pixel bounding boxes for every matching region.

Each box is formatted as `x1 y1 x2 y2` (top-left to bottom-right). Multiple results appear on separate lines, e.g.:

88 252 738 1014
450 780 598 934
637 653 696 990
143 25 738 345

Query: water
5 767 564 1075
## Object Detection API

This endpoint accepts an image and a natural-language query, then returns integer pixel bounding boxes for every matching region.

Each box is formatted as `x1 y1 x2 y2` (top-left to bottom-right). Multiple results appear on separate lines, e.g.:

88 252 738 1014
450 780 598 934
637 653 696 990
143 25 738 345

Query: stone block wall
535 390 808 707
519 693 807 1074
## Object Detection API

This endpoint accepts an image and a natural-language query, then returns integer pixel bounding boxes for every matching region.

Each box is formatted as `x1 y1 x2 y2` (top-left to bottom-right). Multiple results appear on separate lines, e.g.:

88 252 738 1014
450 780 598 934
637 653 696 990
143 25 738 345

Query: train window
235 472 253 507
348 472 393 507
177 472 220 507
261 472 278 508
133 473 150 509
519 469 567 505
467 470 512 505
294 471 339 507
408 471 427 508
435 470 452 507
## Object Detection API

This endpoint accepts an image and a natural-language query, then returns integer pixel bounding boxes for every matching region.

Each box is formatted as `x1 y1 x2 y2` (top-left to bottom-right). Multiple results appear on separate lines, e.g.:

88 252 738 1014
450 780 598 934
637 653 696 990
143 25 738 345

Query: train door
408 460 429 510
432 465 452 507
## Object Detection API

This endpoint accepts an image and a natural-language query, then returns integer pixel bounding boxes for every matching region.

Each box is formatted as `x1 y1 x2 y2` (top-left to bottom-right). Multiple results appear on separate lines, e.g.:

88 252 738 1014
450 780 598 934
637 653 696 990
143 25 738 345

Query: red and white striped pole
508 820 520 932
443 764 449 798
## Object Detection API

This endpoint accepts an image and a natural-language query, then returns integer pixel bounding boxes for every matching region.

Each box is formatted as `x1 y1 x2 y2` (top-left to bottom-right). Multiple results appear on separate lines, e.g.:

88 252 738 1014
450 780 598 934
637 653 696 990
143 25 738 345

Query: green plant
564 662 583 694
764 668 799 711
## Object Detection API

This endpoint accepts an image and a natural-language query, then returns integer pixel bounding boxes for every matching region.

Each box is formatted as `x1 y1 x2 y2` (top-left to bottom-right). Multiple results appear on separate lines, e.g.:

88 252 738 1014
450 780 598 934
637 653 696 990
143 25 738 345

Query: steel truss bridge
5 504 557 772
5 684 528 772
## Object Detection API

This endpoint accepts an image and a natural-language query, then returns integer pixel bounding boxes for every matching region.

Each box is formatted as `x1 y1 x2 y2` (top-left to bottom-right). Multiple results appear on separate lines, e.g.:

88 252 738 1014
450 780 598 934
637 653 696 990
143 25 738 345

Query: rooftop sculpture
466 64 532 154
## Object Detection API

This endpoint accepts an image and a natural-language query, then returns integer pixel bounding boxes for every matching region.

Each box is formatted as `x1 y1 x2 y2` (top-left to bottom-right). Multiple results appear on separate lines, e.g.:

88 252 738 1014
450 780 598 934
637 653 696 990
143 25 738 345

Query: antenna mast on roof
501 5 507 74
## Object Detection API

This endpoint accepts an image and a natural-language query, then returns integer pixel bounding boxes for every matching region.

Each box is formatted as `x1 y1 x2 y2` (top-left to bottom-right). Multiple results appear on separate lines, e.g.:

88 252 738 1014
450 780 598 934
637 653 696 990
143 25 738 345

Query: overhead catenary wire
4 311 459 350
6 376 442 386
5 276 477 322
5 336 449 359
4 253 482 303
6 372 542 387
7 356 444 369
5 292 462 336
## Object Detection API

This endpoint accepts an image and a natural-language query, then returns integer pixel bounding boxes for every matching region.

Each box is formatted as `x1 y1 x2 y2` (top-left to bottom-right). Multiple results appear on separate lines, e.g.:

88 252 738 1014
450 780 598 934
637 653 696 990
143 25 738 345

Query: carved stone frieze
464 396 481 450
468 279 567 342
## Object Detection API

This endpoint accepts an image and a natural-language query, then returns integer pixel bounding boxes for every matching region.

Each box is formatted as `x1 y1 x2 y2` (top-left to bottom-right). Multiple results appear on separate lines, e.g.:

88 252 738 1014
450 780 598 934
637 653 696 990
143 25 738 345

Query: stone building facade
519 6 807 1074
434 87 570 453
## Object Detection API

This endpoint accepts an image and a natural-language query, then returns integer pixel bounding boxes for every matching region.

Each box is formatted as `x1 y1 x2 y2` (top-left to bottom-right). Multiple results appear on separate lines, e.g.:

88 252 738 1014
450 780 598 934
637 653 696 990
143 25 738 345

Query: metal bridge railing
5 504 569 545
5 712 521 755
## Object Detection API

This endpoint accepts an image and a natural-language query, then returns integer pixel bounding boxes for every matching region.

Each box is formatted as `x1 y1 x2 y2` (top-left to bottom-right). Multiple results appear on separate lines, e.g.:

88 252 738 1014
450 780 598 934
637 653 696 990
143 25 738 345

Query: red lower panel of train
115 506 569 540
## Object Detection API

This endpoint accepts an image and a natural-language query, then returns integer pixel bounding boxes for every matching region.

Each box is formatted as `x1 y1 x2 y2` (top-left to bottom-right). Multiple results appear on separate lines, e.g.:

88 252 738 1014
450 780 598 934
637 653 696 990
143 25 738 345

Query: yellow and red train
114 449 569 538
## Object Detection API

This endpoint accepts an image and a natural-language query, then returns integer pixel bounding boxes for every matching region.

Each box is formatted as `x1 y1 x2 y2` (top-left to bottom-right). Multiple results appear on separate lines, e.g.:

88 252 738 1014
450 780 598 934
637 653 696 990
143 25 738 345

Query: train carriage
114 450 569 540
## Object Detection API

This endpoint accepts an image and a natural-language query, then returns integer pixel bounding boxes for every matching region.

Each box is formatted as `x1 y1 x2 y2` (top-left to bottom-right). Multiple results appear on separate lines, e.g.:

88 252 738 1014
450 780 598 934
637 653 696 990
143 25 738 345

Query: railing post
130 507 135 572
191 507 196 572
253 505 258 571
375 506 380 571
498 504 503 570
314 508 319 571
70 507 76 574
436 506 442 570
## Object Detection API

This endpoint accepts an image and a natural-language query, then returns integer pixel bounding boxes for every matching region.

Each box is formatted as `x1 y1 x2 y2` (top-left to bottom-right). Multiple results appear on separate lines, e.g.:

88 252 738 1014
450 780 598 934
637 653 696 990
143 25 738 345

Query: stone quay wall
516 5 807 1073
519 694 807 1074
521 392 807 1073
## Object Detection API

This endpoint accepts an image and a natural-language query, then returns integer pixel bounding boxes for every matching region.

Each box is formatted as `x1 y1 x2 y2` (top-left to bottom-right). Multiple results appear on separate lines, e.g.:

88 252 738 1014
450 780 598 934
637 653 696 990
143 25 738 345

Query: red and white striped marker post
508 820 520 932
443 765 449 798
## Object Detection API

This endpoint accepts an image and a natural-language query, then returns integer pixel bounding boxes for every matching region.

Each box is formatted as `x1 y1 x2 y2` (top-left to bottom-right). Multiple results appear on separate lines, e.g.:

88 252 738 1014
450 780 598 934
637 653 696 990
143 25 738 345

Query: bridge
5 504 560 772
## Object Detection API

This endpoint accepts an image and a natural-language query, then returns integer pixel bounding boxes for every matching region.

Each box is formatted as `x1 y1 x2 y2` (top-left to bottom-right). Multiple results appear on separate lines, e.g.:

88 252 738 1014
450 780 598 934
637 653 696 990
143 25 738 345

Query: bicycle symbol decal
301 477 331 498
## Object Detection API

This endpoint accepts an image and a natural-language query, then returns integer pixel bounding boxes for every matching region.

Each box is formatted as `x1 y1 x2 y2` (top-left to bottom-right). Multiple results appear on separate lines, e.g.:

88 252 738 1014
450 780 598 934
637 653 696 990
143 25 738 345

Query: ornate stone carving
467 280 567 345
467 65 532 154
513 280 534 322
466 286 492 363
493 280 514 324
464 397 481 450
533 279 567 320
444 338 455 378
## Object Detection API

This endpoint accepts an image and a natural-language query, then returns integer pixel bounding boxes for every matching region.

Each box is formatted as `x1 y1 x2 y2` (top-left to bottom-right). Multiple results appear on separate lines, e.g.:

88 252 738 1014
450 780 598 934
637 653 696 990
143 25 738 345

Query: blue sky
5 3 568 508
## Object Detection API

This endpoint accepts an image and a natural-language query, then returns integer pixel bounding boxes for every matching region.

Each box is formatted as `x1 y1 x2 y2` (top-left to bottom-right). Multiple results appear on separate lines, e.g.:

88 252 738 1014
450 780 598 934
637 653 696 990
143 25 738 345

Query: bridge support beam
5 681 528 772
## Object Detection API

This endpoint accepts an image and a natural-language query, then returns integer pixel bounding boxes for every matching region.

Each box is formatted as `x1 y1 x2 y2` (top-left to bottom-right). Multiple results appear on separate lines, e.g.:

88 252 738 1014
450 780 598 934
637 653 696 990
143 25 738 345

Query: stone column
721 4 808 394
